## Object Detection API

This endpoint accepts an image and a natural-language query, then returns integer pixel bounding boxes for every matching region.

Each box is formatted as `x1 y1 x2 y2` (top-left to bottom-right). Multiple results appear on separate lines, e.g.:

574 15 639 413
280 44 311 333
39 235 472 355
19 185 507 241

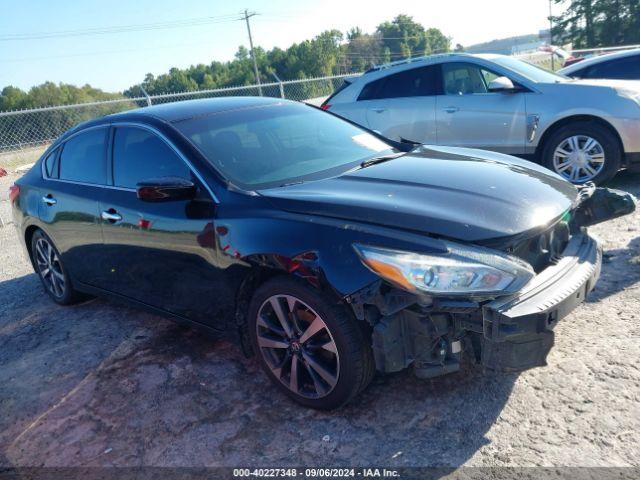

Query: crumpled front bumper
481 232 602 371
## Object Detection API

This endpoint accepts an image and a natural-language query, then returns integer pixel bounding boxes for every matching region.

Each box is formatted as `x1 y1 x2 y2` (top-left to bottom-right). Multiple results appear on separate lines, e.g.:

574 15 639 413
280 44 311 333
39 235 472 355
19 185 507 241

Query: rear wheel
247 276 374 410
31 230 85 305
541 121 621 185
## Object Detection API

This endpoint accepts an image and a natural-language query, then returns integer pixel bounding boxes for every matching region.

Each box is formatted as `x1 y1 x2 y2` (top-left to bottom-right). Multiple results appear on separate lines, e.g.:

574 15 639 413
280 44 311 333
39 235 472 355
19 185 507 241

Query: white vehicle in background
322 53 640 184
559 48 640 80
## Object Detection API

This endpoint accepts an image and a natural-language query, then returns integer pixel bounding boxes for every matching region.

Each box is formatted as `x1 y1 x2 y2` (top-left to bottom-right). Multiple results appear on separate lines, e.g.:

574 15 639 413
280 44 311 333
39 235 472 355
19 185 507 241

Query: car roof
362 52 504 75
55 96 293 145
559 48 640 74
110 96 287 123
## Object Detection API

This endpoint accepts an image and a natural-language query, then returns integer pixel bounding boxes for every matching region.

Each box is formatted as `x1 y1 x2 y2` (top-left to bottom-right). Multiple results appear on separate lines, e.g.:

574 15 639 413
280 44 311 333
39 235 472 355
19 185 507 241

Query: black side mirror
136 176 197 202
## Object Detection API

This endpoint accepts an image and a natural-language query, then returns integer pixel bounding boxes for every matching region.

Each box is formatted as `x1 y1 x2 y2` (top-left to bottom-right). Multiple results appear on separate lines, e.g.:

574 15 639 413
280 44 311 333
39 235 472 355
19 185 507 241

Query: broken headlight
354 242 534 297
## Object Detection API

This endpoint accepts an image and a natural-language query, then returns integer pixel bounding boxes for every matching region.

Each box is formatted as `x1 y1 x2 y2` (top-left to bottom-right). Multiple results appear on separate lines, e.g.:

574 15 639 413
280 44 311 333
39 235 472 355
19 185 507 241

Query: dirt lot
0 168 639 470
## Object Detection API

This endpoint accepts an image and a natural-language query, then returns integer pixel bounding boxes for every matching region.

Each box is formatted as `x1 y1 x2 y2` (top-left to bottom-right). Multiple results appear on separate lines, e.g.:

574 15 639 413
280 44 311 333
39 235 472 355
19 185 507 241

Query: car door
98 124 222 328
362 65 440 144
435 62 527 154
38 126 109 286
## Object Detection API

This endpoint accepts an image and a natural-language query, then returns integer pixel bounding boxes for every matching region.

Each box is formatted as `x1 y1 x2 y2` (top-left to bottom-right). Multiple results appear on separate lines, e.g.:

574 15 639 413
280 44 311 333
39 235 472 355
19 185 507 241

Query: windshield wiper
359 152 406 169
279 180 304 187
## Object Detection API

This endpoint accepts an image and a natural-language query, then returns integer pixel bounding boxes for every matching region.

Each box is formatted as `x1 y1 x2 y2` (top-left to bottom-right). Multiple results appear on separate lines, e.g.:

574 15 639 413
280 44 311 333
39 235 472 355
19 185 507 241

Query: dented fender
213 198 452 300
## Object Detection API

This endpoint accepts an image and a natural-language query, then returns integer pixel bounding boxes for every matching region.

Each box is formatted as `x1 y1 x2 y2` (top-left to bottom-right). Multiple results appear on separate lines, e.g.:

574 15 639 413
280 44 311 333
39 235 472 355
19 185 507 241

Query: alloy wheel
552 135 605 183
35 237 66 298
256 294 340 399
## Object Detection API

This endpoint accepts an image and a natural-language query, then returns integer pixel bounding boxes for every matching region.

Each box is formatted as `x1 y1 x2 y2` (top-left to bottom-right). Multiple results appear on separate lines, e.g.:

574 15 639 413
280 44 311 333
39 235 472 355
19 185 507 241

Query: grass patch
0 145 48 171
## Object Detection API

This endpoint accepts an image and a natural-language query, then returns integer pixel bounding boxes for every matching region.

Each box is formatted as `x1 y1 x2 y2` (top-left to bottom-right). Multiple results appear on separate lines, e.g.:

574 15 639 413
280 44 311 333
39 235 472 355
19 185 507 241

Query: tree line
552 0 640 48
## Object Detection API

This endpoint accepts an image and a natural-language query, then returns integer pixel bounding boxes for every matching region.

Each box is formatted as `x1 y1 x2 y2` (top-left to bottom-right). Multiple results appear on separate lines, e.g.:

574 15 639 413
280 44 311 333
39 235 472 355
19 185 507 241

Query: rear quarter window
42 148 59 178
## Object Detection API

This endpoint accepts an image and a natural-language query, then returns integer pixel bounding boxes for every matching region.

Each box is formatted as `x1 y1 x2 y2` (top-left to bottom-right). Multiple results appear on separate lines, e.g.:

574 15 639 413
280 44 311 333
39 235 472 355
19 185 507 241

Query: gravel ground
0 168 639 470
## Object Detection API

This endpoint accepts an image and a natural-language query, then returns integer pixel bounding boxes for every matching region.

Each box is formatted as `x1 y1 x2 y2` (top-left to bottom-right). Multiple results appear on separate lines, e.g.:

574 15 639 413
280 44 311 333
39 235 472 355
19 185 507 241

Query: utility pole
549 0 555 71
242 9 262 96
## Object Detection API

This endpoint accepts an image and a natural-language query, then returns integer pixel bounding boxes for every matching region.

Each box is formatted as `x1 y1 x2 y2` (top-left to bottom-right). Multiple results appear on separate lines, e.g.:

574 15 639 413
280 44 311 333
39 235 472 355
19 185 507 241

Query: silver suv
323 53 640 184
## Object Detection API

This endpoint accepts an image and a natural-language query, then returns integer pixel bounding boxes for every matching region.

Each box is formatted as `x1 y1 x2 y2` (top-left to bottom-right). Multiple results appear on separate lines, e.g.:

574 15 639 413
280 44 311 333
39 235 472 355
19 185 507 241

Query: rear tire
541 121 621 185
247 276 375 410
31 229 85 305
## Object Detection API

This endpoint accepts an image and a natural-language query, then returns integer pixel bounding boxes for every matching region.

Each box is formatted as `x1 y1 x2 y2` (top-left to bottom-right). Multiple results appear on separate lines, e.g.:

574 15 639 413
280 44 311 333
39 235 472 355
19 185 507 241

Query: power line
0 14 241 41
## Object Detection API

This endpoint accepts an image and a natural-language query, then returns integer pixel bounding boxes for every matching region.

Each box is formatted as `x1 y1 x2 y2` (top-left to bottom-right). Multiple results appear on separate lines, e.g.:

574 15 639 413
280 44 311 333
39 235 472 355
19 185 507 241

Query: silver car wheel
35 237 66 298
256 294 340 399
553 135 605 183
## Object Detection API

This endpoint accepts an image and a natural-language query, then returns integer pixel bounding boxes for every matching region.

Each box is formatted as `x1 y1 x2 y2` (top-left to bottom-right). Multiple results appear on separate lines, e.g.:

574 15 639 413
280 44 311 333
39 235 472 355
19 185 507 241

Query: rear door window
358 65 441 100
59 128 108 185
112 126 191 189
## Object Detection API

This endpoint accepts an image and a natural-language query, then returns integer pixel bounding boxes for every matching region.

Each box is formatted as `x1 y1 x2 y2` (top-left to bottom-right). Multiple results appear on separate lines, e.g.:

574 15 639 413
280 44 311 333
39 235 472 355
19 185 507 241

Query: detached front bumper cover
481 232 602 371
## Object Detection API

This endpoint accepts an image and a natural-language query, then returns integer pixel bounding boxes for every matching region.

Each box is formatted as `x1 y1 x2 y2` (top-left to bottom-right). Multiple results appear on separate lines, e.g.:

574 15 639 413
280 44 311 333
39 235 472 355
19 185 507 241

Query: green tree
552 0 640 48
344 33 383 71
376 14 450 60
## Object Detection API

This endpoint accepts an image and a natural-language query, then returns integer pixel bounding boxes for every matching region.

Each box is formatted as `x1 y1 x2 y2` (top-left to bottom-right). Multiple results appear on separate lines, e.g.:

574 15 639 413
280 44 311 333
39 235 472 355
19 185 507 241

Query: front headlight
354 242 534 297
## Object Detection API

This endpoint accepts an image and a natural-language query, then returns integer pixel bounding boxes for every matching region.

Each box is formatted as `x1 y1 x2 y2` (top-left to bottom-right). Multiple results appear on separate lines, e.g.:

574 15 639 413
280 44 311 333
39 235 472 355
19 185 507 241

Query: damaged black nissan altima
11 97 636 409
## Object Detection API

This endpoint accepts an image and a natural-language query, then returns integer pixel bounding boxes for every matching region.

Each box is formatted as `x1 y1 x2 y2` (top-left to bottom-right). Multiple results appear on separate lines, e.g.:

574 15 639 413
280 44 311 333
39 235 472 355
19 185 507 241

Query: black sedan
10 97 635 409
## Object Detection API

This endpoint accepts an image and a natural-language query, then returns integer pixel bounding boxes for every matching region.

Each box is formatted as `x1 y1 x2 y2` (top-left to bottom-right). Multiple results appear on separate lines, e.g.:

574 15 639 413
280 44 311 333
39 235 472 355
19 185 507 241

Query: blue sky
0 0 559 93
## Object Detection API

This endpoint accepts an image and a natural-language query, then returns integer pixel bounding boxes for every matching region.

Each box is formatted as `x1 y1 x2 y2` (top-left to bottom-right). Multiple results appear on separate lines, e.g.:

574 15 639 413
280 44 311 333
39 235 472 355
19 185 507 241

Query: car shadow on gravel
608 169 640 195
588 236 640 302
0 273 518 468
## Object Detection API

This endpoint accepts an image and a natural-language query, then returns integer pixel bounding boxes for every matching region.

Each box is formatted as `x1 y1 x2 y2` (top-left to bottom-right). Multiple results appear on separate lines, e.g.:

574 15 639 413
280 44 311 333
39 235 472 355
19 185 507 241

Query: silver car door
436 62 527 154
362 65 439 144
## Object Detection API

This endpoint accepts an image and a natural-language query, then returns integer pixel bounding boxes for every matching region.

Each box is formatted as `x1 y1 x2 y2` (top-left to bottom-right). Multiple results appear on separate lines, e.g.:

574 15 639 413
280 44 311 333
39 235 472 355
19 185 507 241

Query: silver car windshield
491 56 570 84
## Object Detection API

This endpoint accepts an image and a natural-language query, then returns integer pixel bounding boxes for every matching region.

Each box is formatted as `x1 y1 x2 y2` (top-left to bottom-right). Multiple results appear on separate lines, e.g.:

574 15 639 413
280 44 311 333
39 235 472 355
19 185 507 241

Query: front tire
541 121 621 185
31 230 85 305
247 276 375 410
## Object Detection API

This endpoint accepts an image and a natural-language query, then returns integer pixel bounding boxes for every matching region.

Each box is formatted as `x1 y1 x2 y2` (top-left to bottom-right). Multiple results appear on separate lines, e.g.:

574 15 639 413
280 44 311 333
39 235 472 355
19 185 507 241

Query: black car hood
259 146 578 242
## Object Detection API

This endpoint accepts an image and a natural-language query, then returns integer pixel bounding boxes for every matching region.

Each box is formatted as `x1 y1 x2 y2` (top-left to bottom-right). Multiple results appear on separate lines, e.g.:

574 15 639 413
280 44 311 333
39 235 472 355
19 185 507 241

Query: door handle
372 107 386 113
42 195 57 206
444 106 460 113
101 209 122 223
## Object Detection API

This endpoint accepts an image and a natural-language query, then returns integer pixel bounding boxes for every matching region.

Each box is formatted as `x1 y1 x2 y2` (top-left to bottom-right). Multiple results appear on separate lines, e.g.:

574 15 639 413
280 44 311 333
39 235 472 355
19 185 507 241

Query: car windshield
174 102 396 190
491 56 570 83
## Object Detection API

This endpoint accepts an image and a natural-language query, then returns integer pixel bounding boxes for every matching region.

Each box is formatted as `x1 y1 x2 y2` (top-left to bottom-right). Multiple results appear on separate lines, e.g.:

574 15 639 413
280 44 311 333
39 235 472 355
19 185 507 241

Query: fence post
271 72 285 99
140 85 152 106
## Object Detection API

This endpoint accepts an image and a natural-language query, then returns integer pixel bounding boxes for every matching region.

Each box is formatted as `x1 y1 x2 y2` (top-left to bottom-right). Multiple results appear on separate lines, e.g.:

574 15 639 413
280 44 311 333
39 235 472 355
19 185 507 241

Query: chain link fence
0 73 357 171
3 43 634 172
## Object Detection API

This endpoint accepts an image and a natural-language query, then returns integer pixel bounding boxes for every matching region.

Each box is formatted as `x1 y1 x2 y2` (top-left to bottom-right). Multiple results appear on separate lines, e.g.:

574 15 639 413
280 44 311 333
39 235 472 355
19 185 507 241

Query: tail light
320 103 331 111
9 184 20 205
